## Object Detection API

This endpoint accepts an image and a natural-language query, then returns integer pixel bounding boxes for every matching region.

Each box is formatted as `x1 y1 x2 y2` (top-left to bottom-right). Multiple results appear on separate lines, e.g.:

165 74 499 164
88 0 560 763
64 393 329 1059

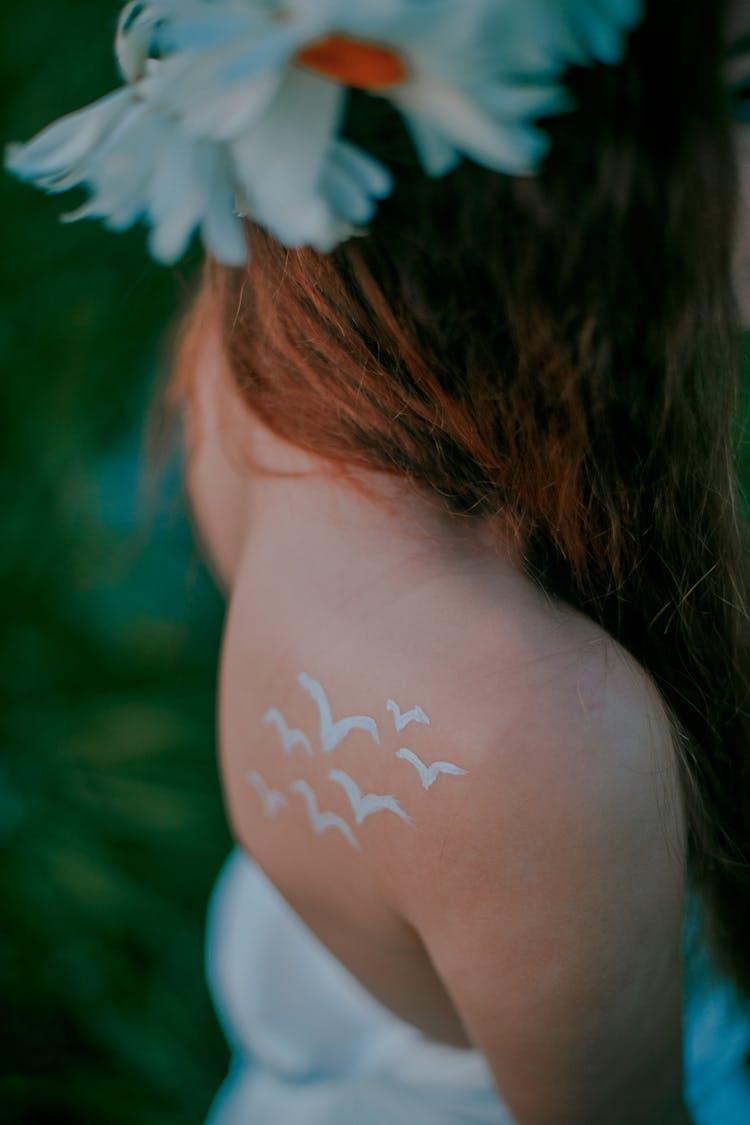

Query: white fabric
205 848 750 1124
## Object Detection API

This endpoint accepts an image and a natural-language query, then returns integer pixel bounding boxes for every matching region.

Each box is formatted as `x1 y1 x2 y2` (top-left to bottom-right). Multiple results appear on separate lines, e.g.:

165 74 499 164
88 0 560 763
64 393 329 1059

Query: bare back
183 342 687 1067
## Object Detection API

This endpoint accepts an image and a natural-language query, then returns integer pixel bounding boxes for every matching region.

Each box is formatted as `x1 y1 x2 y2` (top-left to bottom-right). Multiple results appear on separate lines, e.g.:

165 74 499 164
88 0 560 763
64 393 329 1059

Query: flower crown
5 0 644 266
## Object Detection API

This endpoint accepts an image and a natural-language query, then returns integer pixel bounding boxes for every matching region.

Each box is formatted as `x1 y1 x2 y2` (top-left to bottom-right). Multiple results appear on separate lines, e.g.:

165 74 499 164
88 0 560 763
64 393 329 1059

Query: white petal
470 82 575 124
146 134 209 262
200 174 247 267
60 199 107 224
262 194 353 252
394 75 549 176
320 155 375 225
404 1 557 83
215 22 314 85
142 56 284 141
231 69 346 241
283 0 424 36
159 16 300 81
4 90 132 188
150 8 271 53
63 106 172 232
116 1 168 83
327 140 393 200
399 113 460 178
86 105 170 202
602 0 644 25
150 138 243 265
137 9 310 143
553 0 644 66
571 11 625 64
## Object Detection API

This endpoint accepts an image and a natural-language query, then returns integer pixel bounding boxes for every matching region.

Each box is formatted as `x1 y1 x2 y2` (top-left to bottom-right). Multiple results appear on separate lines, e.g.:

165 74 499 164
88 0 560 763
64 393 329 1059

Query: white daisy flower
144 0 643 196
5 0 644 265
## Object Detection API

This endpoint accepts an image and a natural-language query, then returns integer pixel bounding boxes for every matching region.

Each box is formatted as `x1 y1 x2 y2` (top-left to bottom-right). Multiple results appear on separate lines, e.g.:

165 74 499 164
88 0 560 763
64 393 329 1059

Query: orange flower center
295 33 409 91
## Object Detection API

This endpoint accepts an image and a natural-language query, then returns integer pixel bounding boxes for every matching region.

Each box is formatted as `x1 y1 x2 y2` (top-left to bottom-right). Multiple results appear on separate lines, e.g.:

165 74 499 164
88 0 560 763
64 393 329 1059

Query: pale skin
176 11 750 1120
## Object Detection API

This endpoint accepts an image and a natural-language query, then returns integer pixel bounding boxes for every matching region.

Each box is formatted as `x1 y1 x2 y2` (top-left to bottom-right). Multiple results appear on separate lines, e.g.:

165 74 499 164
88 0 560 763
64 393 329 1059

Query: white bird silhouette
247 770 288 816
328 768 413 826
386 699 431 732
263 708 314 756
395 748 469 790
290 779 361 850
297 672 380 752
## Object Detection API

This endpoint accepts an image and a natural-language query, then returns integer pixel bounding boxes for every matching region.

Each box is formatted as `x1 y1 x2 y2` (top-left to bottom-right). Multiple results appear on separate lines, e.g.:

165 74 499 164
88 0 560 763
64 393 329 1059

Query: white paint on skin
263 707 314 756
328 768 413 826
386 699 431 732
247 770 288 816
297 671 381 752
290 778 361 850
255 675 468 852
396 747 469 790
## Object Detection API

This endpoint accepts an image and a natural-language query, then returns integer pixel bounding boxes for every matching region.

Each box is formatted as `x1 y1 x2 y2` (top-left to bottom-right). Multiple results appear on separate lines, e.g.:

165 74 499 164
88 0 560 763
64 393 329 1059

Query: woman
8 0 750 1121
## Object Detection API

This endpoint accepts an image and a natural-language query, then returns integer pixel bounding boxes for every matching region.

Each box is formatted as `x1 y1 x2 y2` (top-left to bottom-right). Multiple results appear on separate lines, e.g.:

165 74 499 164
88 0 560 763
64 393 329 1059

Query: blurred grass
1 2 231 1122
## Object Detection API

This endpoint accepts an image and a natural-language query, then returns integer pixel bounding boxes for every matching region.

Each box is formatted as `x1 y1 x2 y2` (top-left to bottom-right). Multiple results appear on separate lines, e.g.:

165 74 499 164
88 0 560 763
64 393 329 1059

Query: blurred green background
2 2 232 1122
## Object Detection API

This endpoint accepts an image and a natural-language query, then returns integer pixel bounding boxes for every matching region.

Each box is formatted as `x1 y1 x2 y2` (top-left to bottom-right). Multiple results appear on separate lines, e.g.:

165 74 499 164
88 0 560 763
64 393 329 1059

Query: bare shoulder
376 606 689 1124
380 604 684 902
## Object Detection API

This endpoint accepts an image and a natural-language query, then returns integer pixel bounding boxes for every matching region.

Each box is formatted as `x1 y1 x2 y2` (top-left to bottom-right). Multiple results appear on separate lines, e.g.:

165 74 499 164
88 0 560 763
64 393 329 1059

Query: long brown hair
170 0 750 994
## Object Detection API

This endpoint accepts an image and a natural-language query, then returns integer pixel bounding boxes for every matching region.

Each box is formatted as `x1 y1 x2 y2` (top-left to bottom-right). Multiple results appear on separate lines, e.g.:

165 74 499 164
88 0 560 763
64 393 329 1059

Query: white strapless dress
205 849 750 1125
